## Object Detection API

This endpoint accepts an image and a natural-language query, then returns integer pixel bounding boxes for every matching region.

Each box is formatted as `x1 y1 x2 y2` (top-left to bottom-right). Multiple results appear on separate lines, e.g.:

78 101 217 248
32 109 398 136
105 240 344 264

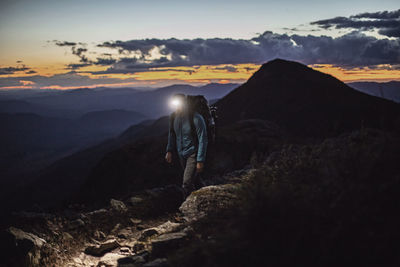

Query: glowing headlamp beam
170 98 182 109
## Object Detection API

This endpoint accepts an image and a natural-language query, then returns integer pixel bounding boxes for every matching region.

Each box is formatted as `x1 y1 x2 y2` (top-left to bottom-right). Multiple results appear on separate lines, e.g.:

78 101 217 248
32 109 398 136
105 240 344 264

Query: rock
111 223 121 234
62 232 74 241
154 221 181 234
137 224 146 230
139 228 159 241
117 227 133 239
130 218 142 225
79 213 88 220
143 258 169 267
120 246 131 253
110 199 128 212
132 241 147 253
93 230 106 241
69 218 85 230
138 221 181 242
1 227 46 267
179 184 240 222
128 196 143 205
151 232 188 257
86 208 108 217
118 251 149 265
84 239 120 256
97 252 125 266
182 226 194 235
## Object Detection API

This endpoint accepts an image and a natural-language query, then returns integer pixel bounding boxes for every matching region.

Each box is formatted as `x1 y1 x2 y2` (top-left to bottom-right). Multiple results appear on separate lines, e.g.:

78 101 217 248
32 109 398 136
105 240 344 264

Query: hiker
165 93 208 199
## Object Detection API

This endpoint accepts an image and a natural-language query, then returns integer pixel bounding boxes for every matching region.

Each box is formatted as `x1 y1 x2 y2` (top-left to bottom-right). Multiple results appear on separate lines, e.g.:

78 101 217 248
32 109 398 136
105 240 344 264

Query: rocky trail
1 166 254 267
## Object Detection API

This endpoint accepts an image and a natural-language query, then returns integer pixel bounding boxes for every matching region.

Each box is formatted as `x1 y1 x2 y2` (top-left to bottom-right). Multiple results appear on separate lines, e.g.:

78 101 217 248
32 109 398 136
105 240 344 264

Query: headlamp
170 97 182 109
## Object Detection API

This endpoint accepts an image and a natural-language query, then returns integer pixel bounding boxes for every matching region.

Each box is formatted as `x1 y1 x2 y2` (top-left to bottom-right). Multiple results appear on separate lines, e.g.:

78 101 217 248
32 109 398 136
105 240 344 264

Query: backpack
169 95 217 149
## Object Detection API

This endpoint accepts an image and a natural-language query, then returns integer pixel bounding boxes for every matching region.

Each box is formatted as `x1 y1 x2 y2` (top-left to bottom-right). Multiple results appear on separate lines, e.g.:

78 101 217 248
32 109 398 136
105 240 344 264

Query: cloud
65 63 92 70
54 40 91 63
93 57 117 66
54 40 120 67
311 9 400 38
54 41 78 47
214 65 239 72
91 30 400 72
0 66 31 75
290 31 400 68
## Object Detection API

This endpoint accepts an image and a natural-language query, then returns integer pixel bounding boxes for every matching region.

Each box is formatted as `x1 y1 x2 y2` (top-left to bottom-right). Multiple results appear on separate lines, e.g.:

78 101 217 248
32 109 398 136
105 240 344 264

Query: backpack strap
189 111 199 148
169 111 176 138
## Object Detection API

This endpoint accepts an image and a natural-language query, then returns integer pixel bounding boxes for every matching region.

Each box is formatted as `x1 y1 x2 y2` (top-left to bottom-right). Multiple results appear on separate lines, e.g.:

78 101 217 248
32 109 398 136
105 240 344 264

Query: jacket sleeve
193 113 208 162
166 114 176 153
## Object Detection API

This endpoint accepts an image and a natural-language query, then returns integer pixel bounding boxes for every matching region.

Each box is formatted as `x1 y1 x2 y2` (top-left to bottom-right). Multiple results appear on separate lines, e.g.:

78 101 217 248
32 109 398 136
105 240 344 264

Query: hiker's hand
165 152 172 164
196 162 204 173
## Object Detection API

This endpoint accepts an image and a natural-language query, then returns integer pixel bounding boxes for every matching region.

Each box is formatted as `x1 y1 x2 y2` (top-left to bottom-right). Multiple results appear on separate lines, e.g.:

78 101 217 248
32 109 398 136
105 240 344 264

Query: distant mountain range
6 58 399 213
347 81 400 103
0 83 238 119
0 109 146 187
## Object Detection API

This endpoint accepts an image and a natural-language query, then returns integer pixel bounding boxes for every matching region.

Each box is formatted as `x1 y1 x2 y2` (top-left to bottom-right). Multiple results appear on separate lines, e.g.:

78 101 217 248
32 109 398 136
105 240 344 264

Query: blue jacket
166 111 208 162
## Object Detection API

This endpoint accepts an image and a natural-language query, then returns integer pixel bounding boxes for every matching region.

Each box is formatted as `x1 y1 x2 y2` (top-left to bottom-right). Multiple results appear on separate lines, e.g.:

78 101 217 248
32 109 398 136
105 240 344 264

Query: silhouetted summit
217 58 400 137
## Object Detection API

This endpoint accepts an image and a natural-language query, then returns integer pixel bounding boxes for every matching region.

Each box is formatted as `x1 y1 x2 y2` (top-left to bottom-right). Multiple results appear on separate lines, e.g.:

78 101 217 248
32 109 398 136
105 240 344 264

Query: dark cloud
0 66 30 75
311 9 400 38
351 10 400 20
53 40 119 67
54 41 78 47
53 40 91 64
290 31 400 68
65 63 92 70
94 57 117 65
93 30 399 72
72 47 88 62
214 66 238 72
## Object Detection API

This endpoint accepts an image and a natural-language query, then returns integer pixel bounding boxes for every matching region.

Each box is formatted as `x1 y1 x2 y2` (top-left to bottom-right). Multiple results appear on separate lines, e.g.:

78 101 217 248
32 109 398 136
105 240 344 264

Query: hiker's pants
179 152 198 197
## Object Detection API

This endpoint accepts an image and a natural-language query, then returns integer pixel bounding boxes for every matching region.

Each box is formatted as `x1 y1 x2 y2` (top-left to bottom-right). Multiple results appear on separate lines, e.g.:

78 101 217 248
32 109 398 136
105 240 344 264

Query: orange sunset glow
1 63 399 90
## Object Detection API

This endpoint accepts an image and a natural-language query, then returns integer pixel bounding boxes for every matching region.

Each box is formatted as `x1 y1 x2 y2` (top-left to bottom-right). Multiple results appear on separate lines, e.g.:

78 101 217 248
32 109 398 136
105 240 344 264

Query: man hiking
165 93 208 199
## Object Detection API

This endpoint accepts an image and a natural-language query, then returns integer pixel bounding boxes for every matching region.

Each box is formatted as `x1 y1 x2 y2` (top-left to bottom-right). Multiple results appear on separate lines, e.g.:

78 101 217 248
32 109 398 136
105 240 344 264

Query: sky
0 0 399 89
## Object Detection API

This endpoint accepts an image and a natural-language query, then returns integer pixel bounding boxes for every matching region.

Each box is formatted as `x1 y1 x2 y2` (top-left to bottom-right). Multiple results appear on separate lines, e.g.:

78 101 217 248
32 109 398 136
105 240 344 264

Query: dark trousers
179 152 202 198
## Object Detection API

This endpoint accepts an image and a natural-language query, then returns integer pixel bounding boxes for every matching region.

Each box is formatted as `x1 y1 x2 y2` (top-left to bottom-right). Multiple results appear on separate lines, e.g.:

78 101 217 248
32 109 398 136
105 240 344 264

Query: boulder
153 221 181 234
97 252 126 266
110 199 128 212
84 239 120 256
132 241 147 253
139 228 159 241
1 227 46 267
179 184 240 221
138 221 181 242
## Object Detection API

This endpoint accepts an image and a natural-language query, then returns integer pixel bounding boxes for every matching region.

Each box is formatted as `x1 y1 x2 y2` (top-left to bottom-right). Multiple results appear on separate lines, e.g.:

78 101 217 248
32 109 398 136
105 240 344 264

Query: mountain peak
216 59 400 137
259 58 311 72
